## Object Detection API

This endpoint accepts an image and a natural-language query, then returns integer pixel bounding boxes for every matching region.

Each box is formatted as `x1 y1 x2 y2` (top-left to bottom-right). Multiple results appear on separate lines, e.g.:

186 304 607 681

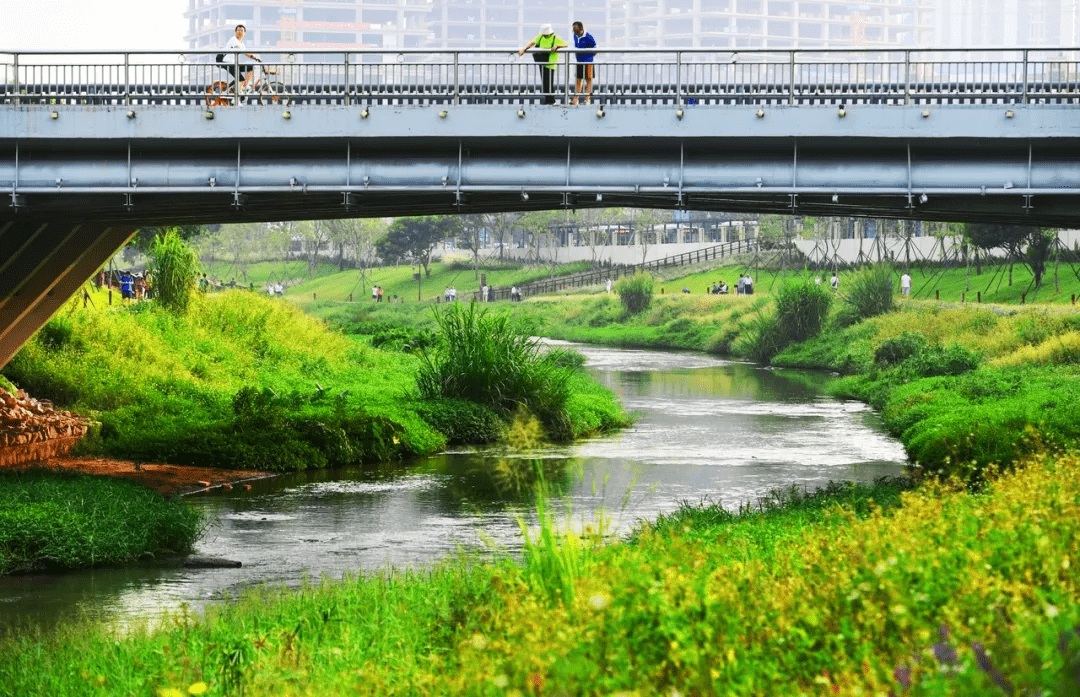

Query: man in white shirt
221 25 261 91
900 272 912 296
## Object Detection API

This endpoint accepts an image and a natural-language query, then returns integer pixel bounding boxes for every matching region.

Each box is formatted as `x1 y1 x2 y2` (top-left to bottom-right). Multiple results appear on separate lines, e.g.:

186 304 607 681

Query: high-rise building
618 0 937 50
185 0 942 61
934 0 1080 48
187 0 1080 67
185 0 431 62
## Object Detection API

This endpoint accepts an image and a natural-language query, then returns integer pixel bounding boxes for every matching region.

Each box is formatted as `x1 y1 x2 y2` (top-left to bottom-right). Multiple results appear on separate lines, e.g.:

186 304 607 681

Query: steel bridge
2 46 1080 367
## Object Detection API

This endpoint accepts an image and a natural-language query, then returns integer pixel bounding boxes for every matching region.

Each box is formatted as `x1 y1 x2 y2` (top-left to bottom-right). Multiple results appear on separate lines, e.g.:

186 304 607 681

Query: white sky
1 0 188 51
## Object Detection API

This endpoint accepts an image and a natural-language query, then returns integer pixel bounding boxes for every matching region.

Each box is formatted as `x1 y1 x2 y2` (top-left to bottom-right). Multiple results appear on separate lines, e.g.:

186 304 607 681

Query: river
0 343 907 630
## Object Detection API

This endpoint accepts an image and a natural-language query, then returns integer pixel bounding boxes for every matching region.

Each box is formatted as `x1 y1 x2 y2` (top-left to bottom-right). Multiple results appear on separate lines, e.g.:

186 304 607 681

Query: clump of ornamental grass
147 229 200 315
416 302 577 440
614 272 654 315
746 280 833 362
836 264 895 326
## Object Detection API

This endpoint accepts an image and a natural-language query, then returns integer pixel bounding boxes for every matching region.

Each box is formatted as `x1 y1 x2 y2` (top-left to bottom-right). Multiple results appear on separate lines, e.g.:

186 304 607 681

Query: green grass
5 287 628 470
3 258 1074 694
285 260 593 310
2 453 1077 696
0 470 204 574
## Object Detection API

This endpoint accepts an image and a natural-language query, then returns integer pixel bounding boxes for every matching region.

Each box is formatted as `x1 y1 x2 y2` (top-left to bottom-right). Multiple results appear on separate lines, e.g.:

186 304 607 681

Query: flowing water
0 343 907 630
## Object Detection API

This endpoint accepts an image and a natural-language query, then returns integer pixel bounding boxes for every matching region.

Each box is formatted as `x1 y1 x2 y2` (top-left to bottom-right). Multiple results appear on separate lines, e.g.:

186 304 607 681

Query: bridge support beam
0 222 136 369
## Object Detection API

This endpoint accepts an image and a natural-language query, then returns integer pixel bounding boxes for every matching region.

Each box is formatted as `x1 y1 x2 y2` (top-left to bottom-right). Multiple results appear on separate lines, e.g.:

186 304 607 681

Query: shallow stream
0 343 907 629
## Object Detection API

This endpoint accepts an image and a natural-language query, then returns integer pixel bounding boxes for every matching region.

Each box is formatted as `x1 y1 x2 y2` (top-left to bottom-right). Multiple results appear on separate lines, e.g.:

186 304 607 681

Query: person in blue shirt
119 270 135 301
571 22 597 105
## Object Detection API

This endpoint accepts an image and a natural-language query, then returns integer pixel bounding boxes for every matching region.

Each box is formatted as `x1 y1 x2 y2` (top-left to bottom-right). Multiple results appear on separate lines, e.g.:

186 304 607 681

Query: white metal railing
0 48 1078 107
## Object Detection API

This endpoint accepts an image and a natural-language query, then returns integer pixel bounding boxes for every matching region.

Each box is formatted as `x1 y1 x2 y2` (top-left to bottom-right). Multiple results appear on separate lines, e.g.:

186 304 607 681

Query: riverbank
1 451 1075 695
330 276 1080 478
1 457 274 497
4 290 627 469
0 469 205 575
4 265 1078 693
0 289 627 576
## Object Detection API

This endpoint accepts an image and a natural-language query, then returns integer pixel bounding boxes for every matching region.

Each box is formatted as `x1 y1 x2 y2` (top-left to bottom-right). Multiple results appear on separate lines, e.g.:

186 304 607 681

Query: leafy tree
757 214 788 241
963 223 1057 288
326 218 387 270
377 215 462 276
633 208 663 264
516 211 563 265
459 214 488 279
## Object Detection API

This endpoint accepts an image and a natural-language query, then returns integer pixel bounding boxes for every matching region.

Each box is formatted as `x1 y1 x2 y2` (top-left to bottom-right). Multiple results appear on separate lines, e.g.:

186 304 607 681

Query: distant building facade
186 0 1080 63
186 0 946 61
185 0 430 62
933 0 1080 49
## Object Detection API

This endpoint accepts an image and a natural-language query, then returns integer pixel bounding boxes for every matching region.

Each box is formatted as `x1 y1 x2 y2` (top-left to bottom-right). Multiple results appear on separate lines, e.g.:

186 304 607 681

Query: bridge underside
0 221 136 368
3 135 1080 228
3 102 1080 367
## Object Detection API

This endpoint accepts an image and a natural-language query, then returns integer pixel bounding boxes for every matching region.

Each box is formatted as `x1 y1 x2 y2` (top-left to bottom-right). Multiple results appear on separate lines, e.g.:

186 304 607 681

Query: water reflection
0 343 907 630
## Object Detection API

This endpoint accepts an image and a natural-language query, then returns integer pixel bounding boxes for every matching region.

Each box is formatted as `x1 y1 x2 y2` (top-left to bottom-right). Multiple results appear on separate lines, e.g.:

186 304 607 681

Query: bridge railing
1 48 1078 107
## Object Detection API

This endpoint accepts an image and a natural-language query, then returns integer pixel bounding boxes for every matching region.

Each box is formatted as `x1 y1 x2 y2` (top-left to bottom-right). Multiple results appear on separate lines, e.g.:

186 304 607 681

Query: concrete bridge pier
0 221 136 368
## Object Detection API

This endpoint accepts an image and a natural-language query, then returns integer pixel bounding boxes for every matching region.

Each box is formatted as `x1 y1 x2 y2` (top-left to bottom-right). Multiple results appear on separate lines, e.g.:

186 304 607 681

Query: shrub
841 265 894 323
614 272 654 315
416 302 576 440
773 281 833 343
874 331 928 366
148 229 201 315
369 326 437 352
905 343 981 378
414 398 505 444
744 281 833 364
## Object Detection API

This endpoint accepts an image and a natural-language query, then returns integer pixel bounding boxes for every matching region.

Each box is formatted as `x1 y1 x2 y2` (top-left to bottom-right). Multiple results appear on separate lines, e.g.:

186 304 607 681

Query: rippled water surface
0 343 906 628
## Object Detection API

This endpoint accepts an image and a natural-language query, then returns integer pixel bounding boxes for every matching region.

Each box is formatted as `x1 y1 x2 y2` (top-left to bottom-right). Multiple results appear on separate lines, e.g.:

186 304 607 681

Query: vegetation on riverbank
2 452 1076 695
2 291 626 471
320 258 1080 481
5 250 1078 693
0 470 204 575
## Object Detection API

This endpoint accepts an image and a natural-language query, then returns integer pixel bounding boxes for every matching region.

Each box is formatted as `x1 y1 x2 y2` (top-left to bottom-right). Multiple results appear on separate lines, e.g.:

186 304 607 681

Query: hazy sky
1 0 188 51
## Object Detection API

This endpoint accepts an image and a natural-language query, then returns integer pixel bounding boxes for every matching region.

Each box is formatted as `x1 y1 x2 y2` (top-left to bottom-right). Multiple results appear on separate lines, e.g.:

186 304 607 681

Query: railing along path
1 48 1079 107
471 236 772 302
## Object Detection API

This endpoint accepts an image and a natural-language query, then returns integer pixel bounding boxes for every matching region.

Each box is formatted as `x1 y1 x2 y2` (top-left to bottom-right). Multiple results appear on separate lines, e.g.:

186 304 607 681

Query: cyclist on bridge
219 24 262 92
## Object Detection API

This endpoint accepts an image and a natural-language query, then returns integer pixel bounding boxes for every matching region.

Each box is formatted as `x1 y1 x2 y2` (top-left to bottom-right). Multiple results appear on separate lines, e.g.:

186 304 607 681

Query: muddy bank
2 456 275 497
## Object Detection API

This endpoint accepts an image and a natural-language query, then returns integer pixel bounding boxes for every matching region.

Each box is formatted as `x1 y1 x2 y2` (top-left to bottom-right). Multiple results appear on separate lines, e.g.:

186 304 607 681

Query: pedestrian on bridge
519 24 567 106
571 22 596 106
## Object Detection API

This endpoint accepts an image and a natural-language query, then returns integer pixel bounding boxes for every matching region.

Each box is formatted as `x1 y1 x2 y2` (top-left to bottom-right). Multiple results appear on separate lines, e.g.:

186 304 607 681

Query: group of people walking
518 22 597 106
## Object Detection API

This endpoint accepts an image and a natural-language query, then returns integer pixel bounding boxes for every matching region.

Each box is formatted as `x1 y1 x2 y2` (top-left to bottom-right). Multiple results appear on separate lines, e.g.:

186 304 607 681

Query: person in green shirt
518 24 568 105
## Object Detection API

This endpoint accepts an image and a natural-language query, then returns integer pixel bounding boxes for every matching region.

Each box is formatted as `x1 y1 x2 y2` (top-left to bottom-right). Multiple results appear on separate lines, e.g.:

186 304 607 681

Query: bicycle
206 62 291 107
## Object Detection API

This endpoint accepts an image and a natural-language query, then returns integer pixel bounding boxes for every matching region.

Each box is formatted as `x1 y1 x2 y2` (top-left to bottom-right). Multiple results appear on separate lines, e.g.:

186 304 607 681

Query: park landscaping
2 249 1079 694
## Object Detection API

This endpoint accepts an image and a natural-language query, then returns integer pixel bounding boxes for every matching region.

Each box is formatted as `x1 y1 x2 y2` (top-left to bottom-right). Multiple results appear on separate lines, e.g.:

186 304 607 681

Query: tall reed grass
416 302 578 440
148 230 201 315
